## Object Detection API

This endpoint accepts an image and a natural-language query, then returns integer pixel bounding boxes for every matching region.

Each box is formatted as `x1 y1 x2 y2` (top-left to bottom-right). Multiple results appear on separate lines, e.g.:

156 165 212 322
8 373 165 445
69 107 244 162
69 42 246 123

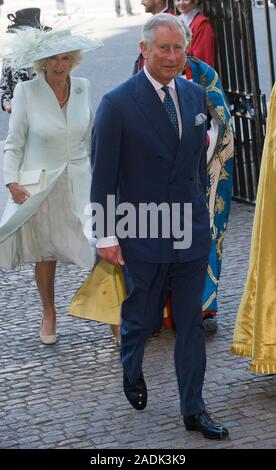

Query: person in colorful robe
185 56 234 332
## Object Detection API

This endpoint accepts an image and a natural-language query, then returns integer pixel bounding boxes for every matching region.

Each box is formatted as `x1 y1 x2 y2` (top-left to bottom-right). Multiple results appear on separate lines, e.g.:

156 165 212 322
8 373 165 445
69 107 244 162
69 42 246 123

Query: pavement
3 201 276 450
0 0 276 451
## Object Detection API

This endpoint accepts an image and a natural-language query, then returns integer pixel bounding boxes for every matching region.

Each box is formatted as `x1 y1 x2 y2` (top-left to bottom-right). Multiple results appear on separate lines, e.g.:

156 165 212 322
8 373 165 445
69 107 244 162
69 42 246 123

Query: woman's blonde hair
34 50 83 74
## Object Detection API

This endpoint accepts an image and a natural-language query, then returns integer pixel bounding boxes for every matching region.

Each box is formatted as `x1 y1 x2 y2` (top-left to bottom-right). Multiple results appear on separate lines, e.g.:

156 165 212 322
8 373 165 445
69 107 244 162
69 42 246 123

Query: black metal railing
203 0 274 203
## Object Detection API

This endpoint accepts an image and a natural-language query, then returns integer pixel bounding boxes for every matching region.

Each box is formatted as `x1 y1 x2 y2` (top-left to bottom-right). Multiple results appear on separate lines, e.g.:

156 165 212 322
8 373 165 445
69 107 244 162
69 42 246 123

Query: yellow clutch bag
19 169 47 195
69 258 126 325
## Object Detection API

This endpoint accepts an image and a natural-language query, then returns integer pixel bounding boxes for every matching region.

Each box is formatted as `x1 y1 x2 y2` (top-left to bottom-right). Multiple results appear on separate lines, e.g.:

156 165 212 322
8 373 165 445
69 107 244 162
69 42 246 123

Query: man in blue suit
91 13 228 440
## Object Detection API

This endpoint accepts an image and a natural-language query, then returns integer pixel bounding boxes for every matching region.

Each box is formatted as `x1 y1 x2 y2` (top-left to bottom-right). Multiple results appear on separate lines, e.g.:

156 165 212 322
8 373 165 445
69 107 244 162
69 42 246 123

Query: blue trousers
121 256 208 416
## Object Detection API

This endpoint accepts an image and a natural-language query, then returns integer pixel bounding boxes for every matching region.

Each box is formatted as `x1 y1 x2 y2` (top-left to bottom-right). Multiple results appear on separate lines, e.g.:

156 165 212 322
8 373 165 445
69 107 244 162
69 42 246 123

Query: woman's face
44 53 73 82
175 0 197 15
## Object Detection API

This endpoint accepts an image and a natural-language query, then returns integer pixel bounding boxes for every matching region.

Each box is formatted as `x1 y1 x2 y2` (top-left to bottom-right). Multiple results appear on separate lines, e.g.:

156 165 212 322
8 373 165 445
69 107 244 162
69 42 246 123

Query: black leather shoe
203 315 218 333
184 411 229 439
123 372 147 410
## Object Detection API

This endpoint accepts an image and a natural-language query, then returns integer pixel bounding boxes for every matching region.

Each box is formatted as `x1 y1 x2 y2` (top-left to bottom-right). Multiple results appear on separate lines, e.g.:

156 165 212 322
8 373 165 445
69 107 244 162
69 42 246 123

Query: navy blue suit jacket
91 69 211 263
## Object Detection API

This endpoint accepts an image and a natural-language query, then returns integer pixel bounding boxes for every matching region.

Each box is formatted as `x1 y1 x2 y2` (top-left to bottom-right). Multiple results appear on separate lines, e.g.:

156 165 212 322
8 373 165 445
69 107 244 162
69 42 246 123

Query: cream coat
0 74 94 268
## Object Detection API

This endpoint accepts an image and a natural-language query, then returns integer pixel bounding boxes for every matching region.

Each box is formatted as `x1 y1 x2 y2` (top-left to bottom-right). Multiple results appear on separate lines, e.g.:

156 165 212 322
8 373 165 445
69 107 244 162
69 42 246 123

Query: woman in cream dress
0 27 102 344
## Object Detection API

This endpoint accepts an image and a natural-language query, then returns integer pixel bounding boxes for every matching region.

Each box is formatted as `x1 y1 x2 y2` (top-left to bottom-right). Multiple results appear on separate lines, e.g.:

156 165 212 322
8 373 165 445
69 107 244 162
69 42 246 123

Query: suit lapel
170 77 195 181
132 70 179 155
176 76 195 147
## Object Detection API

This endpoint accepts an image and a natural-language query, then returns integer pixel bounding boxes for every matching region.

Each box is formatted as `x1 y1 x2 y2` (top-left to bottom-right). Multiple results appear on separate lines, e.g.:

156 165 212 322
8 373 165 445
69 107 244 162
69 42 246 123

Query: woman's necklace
57 82 69 106
44 73 70 106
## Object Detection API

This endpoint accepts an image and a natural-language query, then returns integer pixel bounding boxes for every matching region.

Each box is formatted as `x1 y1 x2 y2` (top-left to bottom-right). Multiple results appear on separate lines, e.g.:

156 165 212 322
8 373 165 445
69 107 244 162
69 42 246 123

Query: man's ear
140 41 149 59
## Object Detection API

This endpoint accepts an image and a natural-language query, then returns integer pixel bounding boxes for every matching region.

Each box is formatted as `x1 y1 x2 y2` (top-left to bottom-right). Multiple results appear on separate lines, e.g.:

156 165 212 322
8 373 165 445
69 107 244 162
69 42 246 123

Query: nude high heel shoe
40 317 57 345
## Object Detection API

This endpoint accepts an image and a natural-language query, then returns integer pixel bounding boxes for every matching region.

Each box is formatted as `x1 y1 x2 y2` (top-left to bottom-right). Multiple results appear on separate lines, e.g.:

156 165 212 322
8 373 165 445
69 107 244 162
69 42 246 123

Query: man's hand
7 182 31 204
98 245 125 266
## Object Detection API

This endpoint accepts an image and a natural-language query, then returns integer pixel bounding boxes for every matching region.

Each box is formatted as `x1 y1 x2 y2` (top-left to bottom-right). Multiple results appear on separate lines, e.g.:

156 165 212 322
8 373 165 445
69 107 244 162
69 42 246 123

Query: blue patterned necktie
161 85 180 138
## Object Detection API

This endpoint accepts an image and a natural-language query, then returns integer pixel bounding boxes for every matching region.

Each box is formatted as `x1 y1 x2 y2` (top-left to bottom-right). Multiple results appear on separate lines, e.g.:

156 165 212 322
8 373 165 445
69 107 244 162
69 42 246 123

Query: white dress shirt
96 66 182 249
143 66 182 138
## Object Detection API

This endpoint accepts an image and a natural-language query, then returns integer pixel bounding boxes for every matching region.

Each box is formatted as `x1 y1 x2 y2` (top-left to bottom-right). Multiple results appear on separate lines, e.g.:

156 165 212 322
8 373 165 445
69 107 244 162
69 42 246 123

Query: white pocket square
195 113 207 126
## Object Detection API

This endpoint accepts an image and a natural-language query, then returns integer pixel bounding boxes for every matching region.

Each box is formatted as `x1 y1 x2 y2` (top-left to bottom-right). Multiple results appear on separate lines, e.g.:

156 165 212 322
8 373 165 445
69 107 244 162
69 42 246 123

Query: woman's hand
3 100 12 113
7 183 31 204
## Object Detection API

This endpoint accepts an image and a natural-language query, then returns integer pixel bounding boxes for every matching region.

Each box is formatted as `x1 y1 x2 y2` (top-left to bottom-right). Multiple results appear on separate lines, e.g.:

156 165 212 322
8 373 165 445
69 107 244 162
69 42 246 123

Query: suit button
189 177 194 181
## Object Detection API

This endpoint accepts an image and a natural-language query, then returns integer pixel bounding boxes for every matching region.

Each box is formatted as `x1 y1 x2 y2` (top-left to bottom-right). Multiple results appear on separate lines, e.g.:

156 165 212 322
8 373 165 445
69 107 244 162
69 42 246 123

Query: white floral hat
3 25 103 68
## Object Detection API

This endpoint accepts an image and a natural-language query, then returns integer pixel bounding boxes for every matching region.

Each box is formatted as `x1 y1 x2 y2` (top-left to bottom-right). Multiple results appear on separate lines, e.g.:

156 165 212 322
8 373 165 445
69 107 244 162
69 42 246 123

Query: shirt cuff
96 236 119 248
4 173 19 186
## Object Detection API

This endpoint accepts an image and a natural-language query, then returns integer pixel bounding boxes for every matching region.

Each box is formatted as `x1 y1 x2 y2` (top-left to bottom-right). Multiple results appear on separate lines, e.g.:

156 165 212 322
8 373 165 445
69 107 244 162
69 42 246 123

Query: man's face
175 0 196 15
140 25 186 85
141 0 166 14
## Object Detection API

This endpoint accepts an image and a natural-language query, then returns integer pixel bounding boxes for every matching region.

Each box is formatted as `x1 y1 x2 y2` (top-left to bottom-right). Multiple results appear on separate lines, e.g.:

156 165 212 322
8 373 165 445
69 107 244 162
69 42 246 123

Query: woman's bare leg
35 260 57 336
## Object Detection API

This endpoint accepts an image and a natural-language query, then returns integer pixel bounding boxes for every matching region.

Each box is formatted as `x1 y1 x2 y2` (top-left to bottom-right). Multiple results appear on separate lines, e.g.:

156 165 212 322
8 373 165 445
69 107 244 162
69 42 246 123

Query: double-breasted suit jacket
91 69 211 262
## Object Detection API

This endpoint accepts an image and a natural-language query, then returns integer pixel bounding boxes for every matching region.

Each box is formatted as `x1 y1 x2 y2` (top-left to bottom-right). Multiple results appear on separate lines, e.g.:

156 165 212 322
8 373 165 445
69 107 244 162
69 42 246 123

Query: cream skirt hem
2 168 95 270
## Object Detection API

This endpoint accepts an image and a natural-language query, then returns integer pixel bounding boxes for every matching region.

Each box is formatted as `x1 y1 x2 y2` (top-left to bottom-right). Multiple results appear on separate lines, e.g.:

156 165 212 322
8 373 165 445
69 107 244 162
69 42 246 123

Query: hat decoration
2 15 103 68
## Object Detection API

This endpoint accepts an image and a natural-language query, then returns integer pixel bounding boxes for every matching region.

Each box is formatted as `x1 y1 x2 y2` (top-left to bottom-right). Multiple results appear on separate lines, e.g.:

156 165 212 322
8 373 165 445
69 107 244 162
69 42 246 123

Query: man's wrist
6 182 18 189
96 236 119 248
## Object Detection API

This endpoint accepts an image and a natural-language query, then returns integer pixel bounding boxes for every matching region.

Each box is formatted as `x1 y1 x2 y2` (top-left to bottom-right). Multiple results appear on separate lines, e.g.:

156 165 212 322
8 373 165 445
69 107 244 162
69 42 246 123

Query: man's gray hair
142 13 188 47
